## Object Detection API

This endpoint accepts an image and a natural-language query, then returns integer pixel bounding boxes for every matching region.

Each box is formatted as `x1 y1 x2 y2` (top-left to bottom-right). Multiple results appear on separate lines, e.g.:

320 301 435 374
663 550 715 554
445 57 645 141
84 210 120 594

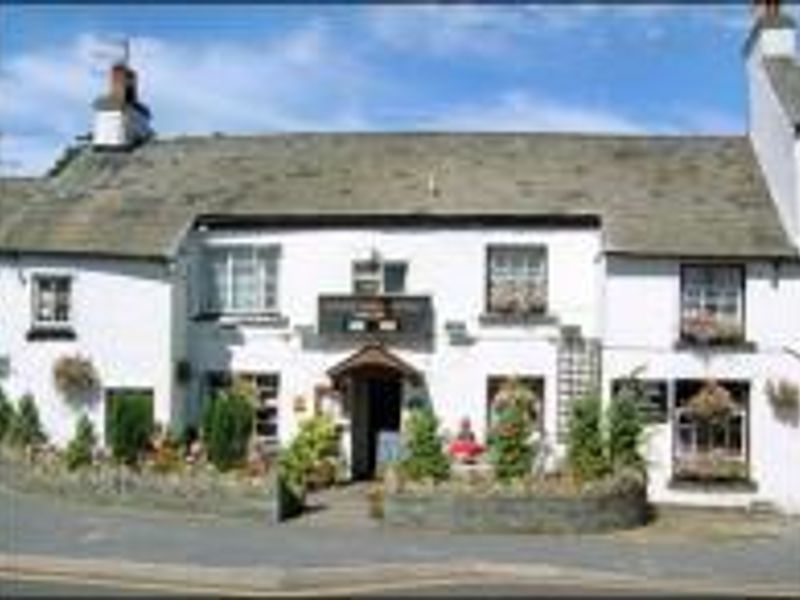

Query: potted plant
53 354 99 405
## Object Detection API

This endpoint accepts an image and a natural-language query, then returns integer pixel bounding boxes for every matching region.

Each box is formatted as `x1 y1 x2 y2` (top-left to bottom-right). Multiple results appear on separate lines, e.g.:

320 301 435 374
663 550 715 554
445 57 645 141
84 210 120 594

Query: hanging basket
53 354 99 403
686 381 736 421
766 379 799 422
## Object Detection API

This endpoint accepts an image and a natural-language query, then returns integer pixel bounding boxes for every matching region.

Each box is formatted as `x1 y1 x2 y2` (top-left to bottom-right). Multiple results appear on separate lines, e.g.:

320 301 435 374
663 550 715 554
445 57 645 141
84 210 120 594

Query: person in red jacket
448 417 484 463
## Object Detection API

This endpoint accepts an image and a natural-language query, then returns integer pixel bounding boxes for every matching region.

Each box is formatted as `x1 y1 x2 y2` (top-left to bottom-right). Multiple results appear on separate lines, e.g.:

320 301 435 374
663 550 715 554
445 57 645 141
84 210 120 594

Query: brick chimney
92 60 152 149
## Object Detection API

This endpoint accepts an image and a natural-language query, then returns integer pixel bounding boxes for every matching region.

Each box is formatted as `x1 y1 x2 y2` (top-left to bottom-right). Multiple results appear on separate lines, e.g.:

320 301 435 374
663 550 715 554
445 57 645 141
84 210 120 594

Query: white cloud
0 133 62 176
0 24 379 174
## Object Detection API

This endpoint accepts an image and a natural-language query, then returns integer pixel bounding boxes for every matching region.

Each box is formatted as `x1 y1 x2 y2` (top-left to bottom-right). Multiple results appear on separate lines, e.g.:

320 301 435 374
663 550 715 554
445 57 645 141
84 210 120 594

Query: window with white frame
206 371 280 442
680 265 744 343
673 380 749 482
32 275 72 328
352 259 407 295
204 246 279 314
487 245 547 314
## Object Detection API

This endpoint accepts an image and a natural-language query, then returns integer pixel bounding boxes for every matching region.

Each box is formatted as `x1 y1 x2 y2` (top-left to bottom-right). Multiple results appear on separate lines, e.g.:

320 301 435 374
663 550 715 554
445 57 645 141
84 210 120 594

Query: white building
1 7 800 511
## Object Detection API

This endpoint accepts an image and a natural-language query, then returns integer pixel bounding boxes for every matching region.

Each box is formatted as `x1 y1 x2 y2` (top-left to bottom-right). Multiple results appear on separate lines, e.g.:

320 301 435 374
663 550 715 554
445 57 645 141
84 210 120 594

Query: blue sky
0 4 790 175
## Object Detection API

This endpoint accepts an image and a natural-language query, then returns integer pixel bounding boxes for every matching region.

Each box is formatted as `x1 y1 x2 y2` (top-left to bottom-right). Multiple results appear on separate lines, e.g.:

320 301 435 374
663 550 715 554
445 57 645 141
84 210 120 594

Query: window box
479 312 559 327
26 326 77 342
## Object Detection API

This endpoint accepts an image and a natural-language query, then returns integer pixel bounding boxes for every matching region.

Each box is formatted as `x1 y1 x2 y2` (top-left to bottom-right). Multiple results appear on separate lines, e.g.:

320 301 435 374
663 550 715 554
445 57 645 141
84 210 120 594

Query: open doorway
351 372 402 480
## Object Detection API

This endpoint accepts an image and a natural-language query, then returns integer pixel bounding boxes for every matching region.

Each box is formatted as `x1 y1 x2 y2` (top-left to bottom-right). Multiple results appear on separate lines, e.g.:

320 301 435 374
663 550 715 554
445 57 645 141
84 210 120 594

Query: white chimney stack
92 60 152 149
745 0 800 247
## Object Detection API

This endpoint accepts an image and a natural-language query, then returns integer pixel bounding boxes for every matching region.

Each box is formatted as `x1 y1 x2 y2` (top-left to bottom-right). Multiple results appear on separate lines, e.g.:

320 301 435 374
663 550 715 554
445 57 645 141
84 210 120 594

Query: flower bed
381 471 648 534
0 447 299 523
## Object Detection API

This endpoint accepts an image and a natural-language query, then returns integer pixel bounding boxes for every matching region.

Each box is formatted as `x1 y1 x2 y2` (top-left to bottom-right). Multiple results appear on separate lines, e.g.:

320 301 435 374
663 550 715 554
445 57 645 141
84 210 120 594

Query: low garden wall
0 448 301 523
382 476 648 534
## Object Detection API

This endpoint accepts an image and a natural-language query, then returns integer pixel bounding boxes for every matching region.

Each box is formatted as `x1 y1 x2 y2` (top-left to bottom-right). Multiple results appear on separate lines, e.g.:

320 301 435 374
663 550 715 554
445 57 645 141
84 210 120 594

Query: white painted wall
604 256 800 513
0 254 176 445
747 21 800 245
186 226 602 449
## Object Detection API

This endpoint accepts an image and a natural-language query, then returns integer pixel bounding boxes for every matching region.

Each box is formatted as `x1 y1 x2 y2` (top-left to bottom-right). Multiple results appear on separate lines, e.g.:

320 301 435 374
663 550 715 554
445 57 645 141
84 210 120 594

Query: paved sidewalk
1 484 799 595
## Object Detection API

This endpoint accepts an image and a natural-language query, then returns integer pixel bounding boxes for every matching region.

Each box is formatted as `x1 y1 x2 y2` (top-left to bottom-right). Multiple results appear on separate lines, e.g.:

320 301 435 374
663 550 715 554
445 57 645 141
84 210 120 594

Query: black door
365 376 402 478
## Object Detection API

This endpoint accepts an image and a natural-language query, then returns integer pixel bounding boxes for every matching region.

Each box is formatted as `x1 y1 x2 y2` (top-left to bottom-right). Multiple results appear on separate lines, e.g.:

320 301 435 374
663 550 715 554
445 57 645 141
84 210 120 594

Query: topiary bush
202 387 254 472
107 391 154 466
567 393 609 482
607 385 644 471
488 378 535 482
0 387 14 443
66 414 97 471
8 394 46 448
399 406 449 482
278 414 339 494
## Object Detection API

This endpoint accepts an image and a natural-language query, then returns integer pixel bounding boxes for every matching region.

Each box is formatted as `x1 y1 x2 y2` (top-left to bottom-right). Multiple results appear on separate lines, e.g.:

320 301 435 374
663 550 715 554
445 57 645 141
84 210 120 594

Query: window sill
668 477 758 493
193 312 290 329
479 312 558 327
673 339 757 353
26 326 76 341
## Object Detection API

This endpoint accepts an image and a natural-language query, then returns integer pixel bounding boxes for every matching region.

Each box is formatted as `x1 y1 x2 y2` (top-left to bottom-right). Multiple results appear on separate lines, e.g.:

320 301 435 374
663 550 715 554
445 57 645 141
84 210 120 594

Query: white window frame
204 245 280 315
31 273 73 329
680 264 744 339
486 245 548 315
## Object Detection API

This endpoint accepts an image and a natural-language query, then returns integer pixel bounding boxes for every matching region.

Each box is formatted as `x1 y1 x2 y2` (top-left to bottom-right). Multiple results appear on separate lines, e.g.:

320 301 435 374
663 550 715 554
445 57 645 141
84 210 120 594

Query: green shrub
107 391 154 466
278 414 339 493
399 406 449 482
8 394 46 448
607 385 644 471
0 388 14 443
202 387 254 472
488 378 535 482
567 393 609 482
66 415 96 471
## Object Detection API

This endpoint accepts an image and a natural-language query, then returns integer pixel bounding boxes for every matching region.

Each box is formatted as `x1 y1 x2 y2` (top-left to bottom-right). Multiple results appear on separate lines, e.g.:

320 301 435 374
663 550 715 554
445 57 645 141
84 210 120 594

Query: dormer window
352 258 407 296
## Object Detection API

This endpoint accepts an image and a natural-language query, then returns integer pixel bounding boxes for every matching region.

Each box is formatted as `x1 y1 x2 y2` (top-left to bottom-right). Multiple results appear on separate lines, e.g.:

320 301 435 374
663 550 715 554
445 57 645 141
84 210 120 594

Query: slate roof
0 132 795 259
765 57 800 129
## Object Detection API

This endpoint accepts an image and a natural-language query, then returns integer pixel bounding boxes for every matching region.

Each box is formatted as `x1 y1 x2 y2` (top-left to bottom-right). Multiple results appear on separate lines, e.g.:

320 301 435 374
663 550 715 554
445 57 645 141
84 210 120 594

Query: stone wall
0 449 289 522
383 486 648 534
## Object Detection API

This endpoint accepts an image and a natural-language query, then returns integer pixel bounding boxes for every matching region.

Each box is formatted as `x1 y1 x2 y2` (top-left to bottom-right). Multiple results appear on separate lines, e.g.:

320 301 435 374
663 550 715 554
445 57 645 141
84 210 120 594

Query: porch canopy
327 343 421 382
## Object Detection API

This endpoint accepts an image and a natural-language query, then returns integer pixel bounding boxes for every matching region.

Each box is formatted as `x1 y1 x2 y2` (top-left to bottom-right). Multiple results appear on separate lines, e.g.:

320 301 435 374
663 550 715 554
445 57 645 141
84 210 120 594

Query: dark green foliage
567 393 609 482
8 394 46 448
202 388 254 471
107 391 154 466
278 414 339 493
488 379 535 482
399 406 449 482
607 386 644 471
0 388 14 443
66 415 96 471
